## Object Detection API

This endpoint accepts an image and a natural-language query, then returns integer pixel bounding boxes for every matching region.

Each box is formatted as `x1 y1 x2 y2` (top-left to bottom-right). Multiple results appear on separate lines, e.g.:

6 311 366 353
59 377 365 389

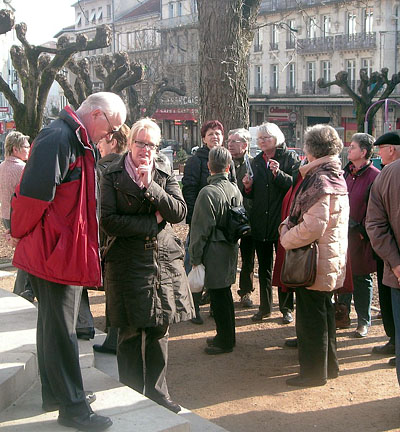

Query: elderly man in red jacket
10 92 126 432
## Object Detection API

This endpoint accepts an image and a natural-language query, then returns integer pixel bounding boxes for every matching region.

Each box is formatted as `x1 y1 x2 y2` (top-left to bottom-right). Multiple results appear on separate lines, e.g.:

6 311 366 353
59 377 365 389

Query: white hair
257 122 285 146
78 92 127 122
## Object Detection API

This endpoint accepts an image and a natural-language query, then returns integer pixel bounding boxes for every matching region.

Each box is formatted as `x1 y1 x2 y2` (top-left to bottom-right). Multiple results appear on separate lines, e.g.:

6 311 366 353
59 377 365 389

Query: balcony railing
340 80 361 94
286 40 296 50
335 32 376 50
269 42 278 51
253 87 264 95
261 0 340 13
160 13 198 30
254 44 263 52
302 81 316 95
286 86 296 95
269 86 279 95
316 86 330 95
297 36 334 54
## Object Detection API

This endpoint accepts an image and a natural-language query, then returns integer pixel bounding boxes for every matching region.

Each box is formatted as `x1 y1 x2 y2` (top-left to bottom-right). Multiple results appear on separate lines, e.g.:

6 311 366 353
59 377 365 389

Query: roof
54 25 76 38
118 0 160 21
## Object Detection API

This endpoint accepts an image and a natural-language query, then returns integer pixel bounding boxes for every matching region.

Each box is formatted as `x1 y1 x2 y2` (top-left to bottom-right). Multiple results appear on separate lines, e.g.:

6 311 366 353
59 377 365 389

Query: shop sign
6 121 15 130
0 107 9 113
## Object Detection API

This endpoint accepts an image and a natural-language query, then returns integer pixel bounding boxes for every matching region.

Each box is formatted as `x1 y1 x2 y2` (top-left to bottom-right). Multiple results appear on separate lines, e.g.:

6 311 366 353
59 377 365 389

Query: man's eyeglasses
103 111 119 138
227 139 245 145
134 140 157 150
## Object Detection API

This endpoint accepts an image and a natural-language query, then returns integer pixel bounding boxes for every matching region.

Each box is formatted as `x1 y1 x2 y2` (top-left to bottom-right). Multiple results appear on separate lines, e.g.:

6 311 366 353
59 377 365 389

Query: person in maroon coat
339 133 380 338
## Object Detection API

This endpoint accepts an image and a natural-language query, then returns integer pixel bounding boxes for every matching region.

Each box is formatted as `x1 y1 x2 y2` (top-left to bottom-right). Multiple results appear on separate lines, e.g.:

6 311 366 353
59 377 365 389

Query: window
362 58 372 76
321 60 331 82
346 59 356 89
90 9 96 24
271 64 279 90
254 28 262 51
191 0 197 14
363 8 373 33
97 7 103 22
307 17 317 39
347 12 357 35
307 61 316 82
271 24 279 50
107 4 112 19
255 65 262 92
288 63 296 90
177 1 183 17
169 2 174 18
75 12 82 27
322 15 331 37
287 19 296 47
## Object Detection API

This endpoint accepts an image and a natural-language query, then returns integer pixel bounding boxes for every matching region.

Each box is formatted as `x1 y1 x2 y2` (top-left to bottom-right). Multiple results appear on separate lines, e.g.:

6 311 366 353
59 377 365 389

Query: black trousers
76 288 94 335
295 287 339 381
238 236 255 297
117 324 169 401
376 258 395 343
209 287 236 349
29 274 90 416
254 240 275 314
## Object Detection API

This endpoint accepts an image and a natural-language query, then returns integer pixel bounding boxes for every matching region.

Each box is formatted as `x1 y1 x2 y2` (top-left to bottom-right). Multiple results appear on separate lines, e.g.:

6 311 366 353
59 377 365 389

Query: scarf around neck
124 152 154 189
288 157 347 229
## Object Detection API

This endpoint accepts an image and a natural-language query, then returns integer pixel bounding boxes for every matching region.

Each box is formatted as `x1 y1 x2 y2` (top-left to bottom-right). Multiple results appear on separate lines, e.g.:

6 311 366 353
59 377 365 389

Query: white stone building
249 0 400 145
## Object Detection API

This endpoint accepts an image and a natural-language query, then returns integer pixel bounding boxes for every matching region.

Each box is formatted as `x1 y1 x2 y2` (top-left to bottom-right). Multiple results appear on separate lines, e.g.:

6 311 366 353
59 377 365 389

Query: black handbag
280 241 319 288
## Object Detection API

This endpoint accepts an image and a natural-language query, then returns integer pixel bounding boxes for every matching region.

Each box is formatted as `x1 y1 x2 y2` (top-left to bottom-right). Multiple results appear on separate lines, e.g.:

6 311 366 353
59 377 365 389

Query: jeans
339 274 373 327
391 288 400 385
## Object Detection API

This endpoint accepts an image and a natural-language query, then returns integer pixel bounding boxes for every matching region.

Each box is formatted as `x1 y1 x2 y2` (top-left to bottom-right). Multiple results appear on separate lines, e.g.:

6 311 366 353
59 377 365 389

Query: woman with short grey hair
280 124 349 387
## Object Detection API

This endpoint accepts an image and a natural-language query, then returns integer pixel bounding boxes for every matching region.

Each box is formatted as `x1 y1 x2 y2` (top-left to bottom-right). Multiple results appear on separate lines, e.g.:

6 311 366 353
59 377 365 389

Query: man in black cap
374 131 400 166
369 131 400 367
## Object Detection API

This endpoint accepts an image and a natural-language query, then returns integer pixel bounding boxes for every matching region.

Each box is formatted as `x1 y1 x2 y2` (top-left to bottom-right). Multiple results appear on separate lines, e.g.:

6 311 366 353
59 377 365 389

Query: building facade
249 0 400 146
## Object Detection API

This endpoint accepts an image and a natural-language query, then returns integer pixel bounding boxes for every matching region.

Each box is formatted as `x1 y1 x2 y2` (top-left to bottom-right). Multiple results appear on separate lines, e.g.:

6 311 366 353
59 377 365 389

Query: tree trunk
197 0 260 137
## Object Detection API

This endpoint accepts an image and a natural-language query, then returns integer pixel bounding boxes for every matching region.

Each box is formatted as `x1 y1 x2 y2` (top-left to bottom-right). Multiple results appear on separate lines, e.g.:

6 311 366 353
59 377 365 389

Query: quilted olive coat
100 153 194 328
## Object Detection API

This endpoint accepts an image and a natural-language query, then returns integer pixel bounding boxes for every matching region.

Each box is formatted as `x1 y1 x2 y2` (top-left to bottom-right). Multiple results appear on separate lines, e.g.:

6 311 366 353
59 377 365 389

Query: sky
7 0 75 45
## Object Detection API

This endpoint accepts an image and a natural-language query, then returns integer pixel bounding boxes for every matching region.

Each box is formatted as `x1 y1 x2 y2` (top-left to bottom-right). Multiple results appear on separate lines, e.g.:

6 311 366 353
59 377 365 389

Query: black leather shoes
57 412 112 431
206 336 217 347
191 315 204 325
372 342 395 355
204 346 233 355
389 357 396 367
153 396 181 413
251 311 271 322
284 338 298 348
286 375 326 387
93 344 117 355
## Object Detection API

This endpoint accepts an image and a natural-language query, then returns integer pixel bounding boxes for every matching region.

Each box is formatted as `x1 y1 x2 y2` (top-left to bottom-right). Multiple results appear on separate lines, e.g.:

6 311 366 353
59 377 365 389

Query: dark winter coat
11 107 102 286
366 159 400 289
344 161 380 275
100 153 194 328
246 144 299 241
182 145 237 224
233 154 253 215
189 173 242 289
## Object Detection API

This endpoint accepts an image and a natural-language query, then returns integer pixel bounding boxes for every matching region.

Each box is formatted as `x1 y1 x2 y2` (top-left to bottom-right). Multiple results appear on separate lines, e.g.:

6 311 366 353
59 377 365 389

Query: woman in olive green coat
190 146 242 354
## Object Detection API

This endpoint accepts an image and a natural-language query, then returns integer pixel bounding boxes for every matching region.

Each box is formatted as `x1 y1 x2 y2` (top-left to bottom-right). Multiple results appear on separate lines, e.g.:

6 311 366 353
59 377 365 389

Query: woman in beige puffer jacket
280 124 349 388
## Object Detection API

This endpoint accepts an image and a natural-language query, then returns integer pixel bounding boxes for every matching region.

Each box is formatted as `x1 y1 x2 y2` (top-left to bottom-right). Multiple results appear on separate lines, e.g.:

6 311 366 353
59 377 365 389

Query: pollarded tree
57 53 186 125
317 68 400 133
0 8 14 35
197 0 261 135
0 20 112 139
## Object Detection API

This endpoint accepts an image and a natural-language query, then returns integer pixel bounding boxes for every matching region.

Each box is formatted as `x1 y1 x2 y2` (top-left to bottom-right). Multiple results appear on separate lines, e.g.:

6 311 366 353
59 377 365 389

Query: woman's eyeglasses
134 140 157 150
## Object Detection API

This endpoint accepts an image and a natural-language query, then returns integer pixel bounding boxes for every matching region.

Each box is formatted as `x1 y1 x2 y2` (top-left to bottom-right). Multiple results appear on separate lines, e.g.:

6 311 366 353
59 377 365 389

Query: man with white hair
10 92 126 432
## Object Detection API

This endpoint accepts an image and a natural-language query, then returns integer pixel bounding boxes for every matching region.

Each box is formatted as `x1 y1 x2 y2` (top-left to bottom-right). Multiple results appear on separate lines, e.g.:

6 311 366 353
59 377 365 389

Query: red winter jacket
10 107 101 286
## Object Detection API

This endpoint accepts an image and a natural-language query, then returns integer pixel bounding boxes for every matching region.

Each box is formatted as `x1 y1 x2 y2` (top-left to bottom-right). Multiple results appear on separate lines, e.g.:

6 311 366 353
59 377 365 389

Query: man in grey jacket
366 133 400 386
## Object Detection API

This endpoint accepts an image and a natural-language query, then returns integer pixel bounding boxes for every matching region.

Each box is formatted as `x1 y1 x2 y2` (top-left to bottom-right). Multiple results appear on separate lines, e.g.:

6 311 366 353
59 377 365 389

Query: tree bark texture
197 0 260 137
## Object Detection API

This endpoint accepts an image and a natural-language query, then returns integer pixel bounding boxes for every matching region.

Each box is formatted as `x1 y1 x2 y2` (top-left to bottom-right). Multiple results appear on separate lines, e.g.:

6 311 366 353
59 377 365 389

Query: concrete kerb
0 279 229 431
